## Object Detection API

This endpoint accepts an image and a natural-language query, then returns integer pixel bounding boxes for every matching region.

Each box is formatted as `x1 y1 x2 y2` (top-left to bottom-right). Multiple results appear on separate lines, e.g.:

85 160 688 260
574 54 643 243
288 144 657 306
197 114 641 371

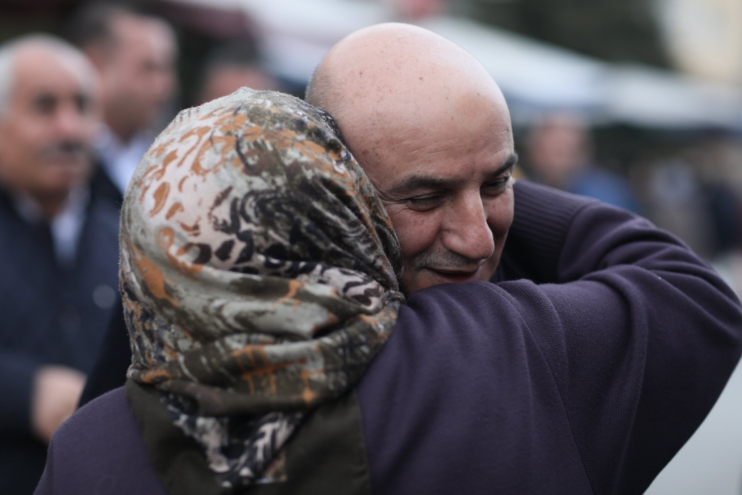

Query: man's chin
35 176 88 200
42 160 90 182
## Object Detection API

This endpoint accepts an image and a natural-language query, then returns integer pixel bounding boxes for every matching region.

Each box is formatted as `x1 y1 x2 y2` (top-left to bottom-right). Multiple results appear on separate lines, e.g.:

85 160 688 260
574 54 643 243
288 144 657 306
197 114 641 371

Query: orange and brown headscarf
120 88 403 491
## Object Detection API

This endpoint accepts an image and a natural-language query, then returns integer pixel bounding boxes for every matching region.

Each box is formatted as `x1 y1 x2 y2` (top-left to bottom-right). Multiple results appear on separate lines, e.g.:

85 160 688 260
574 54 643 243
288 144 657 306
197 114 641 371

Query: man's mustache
413 249 485 271
40 141 90 162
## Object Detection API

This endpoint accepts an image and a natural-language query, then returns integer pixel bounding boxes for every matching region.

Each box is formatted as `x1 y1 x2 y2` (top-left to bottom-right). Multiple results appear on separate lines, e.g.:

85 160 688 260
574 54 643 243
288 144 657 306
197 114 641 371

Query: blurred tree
456 0 670 68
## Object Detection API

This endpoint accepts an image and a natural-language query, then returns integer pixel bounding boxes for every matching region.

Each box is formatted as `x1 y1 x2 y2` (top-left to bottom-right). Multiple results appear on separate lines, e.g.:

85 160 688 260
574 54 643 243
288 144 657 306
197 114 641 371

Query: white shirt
95 126 154 194
12 186 89 267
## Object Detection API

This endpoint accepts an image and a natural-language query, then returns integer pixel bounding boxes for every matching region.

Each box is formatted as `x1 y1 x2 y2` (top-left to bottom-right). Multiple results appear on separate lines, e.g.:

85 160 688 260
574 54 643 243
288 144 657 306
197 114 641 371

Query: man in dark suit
67 3 178 207
0 35 120 494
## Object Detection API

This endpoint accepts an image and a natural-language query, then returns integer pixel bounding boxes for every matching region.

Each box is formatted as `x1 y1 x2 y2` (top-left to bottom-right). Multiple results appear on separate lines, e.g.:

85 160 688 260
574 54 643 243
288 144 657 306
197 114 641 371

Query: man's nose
54 105 86 138
441 192 495 262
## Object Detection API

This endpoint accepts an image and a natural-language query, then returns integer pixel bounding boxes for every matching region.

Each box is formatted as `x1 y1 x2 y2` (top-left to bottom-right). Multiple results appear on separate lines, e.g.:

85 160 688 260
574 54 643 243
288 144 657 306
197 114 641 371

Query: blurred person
0 35 120 494
195 39 281 105
644 159 716 259
67 2 178 206
37 25 742 495
687 140 742 258
524 112 642 213
641 152 742 263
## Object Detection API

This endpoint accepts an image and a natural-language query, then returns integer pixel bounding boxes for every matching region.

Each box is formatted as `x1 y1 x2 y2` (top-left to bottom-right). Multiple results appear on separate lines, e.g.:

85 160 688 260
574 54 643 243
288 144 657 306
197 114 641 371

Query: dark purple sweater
35 181 742 495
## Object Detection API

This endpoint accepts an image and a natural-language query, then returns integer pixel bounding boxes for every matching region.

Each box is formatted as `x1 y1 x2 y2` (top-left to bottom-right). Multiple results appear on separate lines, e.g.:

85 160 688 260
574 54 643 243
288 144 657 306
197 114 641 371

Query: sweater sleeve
500 180 742 494
0 350 42 436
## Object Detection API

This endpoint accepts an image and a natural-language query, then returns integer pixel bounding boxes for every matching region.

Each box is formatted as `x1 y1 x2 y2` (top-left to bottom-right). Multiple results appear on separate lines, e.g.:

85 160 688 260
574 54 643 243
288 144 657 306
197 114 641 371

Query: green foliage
458 0 669 67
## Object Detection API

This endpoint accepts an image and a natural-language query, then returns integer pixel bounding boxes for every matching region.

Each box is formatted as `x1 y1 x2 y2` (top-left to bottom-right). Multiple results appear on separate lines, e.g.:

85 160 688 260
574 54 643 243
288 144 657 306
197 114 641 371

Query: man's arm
502 180 742 493
361 181 741 495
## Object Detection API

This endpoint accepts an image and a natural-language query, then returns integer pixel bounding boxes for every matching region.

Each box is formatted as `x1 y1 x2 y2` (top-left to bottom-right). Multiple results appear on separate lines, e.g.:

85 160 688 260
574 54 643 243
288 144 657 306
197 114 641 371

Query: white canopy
169 0 742 130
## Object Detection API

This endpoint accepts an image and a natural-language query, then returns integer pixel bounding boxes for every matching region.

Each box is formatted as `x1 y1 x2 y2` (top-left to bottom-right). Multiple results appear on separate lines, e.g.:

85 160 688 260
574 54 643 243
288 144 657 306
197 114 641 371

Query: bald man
307 23 514 295
295 23 740 493
0 35 120 493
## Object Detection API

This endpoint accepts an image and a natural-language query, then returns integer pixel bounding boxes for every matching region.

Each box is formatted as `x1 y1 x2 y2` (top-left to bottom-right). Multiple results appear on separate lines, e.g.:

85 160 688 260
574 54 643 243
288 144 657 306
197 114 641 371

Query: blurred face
101 16 177 140
198 66 279 105
354 93 515 295
528 116 588 188
0 48 98 202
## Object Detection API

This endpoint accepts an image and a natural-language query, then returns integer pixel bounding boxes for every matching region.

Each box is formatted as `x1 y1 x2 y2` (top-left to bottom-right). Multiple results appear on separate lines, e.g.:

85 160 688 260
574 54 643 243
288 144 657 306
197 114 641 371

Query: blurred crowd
0 1 741 493
0 3 286 492
516 113 742 293
518 114 742 260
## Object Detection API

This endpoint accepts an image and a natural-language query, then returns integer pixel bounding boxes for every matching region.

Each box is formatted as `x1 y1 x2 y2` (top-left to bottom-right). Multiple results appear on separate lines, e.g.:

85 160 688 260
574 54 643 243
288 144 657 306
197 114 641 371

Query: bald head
307 24 516 295
307 23 510 162
306 23 500 108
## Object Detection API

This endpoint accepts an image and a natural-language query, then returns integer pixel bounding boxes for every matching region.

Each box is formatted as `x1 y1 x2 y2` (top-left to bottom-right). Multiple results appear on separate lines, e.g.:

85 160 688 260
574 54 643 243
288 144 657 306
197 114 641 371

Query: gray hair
304 65 332 111
0 34 96 117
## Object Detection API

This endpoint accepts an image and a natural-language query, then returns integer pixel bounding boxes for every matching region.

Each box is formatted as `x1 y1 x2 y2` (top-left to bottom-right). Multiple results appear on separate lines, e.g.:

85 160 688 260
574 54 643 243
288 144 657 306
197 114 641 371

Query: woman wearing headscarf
40 87 403 495
36 89 742 495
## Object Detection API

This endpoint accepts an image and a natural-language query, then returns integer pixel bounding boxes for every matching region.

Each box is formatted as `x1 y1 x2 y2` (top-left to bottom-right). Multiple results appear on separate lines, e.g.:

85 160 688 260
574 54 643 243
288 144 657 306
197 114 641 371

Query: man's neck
15 190 70 222
103 110 140 145
107 124 136 145
10 185 90 266
95 125 154 194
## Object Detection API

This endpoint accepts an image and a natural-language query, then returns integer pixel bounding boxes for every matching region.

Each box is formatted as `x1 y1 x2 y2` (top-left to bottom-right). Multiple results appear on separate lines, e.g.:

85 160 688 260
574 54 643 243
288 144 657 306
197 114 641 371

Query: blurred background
1 0 741 493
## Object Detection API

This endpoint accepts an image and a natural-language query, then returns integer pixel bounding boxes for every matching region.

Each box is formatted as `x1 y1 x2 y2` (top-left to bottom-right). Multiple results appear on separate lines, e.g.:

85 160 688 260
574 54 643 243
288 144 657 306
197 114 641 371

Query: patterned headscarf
120 88 403 491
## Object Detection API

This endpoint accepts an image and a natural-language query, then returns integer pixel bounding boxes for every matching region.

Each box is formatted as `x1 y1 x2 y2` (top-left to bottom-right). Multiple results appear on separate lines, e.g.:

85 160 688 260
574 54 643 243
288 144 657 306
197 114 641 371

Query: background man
67 3 178 205
195 39 281 105
0 35 120 494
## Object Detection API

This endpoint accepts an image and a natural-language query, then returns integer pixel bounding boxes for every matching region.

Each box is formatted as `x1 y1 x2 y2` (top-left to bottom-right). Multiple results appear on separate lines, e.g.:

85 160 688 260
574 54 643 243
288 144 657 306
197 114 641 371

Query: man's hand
31 366 86 443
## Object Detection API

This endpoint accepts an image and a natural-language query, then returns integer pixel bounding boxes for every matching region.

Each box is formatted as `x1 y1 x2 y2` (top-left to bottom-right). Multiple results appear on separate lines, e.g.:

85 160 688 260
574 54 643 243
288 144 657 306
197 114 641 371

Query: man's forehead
112 15 174 54
330 59 510 147
346 86 512 158
383 151 518 192
15 57 92 99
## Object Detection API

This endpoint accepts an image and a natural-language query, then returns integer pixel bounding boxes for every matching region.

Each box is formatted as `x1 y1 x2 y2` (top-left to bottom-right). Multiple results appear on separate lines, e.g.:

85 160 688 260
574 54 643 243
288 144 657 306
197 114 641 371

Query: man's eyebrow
32 93 56 104
496 153 519 175
386 152 519 196
487 152 518 177
387 176 457 196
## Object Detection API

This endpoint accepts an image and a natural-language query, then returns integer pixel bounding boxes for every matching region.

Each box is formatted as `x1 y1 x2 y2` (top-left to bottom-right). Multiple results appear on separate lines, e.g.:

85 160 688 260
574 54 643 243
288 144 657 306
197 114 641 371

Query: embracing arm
501 181 742 494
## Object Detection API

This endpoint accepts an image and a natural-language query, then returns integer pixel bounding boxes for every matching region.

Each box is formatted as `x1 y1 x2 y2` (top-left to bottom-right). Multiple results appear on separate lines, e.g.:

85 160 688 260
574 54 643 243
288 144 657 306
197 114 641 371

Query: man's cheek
389 211 438 261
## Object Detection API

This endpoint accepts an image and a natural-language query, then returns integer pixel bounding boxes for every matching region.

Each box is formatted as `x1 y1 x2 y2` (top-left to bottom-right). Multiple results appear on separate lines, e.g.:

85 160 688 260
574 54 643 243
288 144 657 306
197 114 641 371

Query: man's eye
33 96 56 115
482 175 512 195
407 194 444 211
75 95 91 114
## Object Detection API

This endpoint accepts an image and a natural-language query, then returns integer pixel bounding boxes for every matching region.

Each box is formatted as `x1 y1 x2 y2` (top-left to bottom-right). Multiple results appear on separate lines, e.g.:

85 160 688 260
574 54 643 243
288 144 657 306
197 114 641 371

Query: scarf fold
120 88 403 491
